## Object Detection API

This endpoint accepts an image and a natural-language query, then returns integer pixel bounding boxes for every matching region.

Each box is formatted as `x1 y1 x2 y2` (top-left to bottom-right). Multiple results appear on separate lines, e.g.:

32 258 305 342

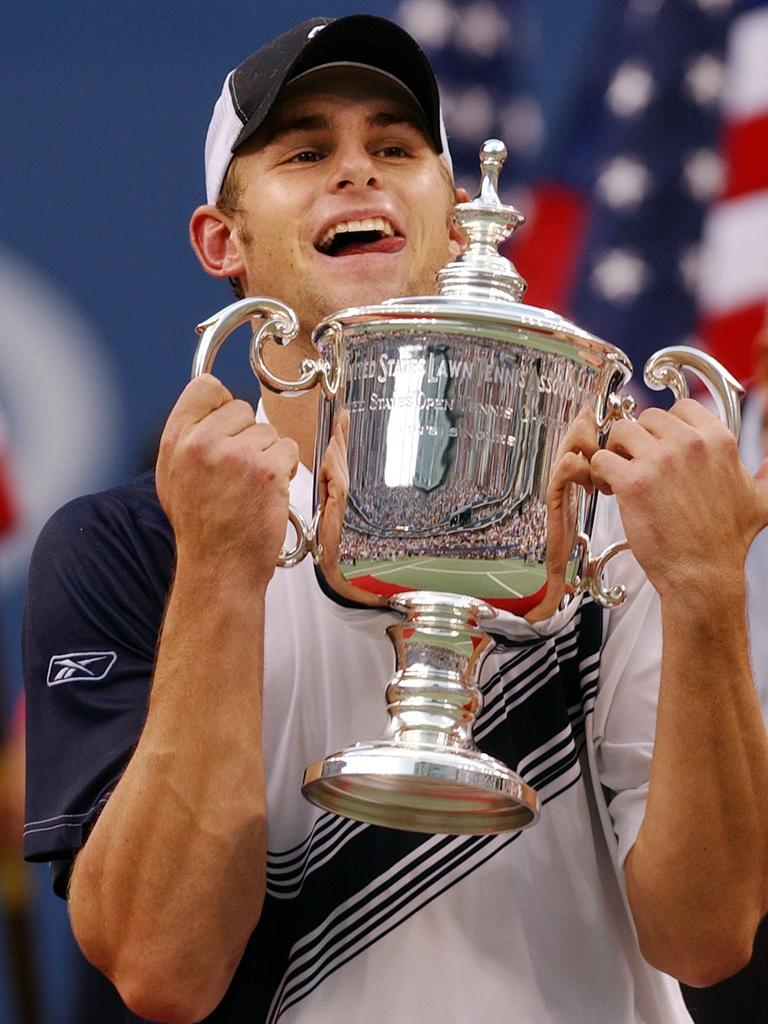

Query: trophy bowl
192 141 743 835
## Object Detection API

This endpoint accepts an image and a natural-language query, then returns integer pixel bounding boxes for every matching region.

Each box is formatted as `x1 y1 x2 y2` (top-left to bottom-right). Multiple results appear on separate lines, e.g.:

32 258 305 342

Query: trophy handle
191 297 318 568
579 347 745 607
194 296 341 398
575 534 630 608
280 507 310 568
194 296 298 376
642 345 744 433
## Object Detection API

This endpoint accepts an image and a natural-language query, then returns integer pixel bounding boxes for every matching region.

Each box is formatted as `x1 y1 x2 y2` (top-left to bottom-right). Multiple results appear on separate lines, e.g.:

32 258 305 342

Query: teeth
318 216 396 251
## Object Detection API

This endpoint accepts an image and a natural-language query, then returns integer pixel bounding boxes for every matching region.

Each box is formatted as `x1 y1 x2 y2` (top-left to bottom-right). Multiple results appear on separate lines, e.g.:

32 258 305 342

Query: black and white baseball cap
204 14 452 204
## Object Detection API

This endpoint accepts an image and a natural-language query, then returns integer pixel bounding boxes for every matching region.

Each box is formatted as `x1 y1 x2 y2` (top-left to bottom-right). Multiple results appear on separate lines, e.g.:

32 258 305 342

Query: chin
323 282 400 314
334 255 412 295
305 262 441 327
356 276 438 309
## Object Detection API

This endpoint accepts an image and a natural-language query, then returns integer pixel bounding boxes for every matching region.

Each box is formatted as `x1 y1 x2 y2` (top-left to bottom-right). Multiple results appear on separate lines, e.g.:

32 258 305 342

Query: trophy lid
314 139 630 371
435 137 528 303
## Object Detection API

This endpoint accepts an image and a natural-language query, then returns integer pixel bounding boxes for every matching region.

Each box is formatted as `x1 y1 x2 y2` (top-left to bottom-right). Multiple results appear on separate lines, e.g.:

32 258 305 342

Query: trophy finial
437 138 527 303
478 139 507 205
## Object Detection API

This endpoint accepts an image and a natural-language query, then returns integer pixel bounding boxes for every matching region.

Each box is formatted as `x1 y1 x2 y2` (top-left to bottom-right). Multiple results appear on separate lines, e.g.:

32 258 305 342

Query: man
22 15 768 1024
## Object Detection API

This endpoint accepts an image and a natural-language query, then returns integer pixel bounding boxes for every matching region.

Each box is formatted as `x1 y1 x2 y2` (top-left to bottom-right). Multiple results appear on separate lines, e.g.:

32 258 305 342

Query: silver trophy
192 140 743 836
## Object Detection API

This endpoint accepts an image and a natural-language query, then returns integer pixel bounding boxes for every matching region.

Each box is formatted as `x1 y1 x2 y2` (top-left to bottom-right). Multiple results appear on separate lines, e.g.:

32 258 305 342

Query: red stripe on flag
0 438 17 536
699 301 768 385
0 496 15 536
506 183 589 315
722 113 768 201
0 415 17 536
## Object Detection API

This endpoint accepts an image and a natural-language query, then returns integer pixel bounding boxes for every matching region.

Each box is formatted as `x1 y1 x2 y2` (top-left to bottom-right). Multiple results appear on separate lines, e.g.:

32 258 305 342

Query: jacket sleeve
22 481 173 895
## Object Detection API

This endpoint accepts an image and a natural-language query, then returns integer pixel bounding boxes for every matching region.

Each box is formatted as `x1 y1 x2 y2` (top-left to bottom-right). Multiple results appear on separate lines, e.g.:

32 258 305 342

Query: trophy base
302 740 539 835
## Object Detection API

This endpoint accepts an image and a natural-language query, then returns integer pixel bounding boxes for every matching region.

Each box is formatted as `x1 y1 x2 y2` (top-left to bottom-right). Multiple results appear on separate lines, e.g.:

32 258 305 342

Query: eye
289 149 324 163
378 145 409 159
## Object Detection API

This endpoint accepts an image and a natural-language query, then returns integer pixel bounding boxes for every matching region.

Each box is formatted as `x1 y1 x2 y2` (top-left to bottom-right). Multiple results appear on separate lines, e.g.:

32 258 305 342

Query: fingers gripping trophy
192 140 743 837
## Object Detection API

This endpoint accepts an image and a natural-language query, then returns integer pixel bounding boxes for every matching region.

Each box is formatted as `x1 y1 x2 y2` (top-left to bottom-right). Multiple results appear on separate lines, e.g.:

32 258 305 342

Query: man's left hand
590 398 768 597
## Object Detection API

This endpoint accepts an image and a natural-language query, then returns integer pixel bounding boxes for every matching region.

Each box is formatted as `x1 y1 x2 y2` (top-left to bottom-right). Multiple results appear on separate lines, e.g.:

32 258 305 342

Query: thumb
546 451 592 507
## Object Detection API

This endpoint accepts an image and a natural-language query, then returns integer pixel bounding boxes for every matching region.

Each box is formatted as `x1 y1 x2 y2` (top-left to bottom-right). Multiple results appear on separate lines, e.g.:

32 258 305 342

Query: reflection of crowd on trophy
339 487 547 564
348 479 497 527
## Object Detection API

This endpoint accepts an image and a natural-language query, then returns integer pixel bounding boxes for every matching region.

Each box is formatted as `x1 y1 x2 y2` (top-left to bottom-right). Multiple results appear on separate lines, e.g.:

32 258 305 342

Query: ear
189 205 246 280
448 187 471 255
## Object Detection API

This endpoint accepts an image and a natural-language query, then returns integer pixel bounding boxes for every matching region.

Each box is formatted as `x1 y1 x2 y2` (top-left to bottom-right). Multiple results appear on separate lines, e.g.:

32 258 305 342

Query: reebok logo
47 651 117 686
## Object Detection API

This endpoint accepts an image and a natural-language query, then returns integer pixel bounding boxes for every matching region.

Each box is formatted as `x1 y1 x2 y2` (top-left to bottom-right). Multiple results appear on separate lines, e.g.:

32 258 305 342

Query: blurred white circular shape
684 52 726 107
678 244 702 294
501 96 545 155
441 84 495 142
606 61 656 118
0 246 120 583
596 155 653 209
453 1 509 59
590 249 652 302
682 147 724 202
396 0 456 49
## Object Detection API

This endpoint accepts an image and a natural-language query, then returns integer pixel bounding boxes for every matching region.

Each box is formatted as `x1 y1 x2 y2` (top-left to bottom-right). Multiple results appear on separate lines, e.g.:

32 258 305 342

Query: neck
261 388 319 468
258 331 320 468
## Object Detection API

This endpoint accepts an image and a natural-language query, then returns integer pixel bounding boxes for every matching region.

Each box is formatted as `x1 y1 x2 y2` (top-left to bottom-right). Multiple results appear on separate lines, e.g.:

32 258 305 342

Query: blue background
0 0 601 694
0 3 604 1020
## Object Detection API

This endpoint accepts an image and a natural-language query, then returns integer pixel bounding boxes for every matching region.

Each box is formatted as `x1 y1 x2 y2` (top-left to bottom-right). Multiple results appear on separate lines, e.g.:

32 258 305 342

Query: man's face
227 67 460 332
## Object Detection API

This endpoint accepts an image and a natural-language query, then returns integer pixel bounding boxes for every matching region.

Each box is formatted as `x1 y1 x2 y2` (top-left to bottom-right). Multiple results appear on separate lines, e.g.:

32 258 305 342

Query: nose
329 141 381 192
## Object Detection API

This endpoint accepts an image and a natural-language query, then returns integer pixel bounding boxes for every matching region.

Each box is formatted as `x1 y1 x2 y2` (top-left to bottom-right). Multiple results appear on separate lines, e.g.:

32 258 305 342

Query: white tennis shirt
256 402 693 1024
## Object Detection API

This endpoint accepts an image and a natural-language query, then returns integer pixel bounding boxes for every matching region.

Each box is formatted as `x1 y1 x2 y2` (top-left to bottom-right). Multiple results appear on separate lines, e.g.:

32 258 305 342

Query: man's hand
315 410 387 607
156 374 299 589
526 407 598 622
590 398 768 596
316 408 350 570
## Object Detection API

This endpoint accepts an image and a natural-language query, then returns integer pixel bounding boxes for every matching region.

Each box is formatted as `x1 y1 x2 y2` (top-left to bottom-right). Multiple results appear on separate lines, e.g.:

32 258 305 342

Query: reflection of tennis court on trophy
344 556 546 604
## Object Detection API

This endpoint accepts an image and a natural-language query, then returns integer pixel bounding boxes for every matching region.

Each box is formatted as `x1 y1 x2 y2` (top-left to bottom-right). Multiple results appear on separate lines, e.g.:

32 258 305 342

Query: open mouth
316 217 404 257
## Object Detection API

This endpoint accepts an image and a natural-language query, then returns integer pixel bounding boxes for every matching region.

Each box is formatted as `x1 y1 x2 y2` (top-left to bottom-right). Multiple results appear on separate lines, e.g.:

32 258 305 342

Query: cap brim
232 14 444 157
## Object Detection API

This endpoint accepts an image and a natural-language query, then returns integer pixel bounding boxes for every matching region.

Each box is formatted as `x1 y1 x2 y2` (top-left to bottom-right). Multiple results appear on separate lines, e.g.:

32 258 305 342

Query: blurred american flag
699 0 768 383
395 0 768 388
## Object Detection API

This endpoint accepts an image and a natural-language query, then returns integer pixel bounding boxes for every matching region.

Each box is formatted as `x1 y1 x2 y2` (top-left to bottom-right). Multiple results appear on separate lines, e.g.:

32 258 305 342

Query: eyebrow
265 109 429 146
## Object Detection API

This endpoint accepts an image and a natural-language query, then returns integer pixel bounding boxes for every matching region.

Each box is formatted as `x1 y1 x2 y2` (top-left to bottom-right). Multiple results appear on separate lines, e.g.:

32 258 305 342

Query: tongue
333 235 405 257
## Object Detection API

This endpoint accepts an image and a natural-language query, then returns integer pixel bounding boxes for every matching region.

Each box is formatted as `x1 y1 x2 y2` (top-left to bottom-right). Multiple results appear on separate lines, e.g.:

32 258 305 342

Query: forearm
626 579 768 985
70 565 268 1022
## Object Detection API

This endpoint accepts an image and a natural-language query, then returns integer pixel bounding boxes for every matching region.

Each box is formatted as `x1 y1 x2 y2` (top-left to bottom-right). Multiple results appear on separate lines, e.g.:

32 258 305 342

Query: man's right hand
156 374 299 589
72 373 296 1021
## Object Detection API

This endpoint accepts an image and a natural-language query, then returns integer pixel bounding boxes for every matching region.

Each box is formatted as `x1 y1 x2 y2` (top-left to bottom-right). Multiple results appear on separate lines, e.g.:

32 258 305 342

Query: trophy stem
384 592 494 750
302 591 540 835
